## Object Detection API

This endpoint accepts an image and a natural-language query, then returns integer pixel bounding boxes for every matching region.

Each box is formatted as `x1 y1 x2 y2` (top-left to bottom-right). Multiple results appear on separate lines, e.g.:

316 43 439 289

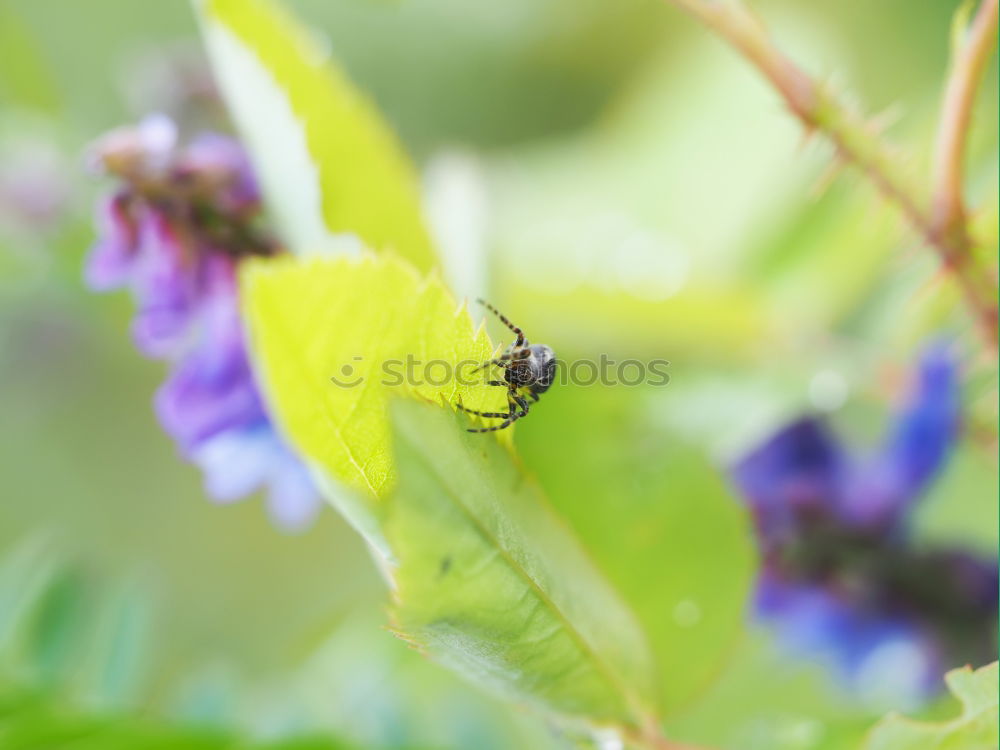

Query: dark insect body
457 300 557 433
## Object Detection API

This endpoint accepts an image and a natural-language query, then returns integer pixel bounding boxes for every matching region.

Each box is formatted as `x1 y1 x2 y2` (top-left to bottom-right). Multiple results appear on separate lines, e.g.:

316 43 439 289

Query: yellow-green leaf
863 662 999 750
195 0 435 268
241 253 506 513
241 252 661 729
386 400 659 730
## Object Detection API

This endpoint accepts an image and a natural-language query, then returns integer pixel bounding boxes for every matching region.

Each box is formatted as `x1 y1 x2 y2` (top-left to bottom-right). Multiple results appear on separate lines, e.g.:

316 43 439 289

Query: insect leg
473 354 512 373
466 392 529 433
512 393 530 414
466 410 529 432
474 347 530 374
455 404 511 418
455 386 515 420
478 299 527 348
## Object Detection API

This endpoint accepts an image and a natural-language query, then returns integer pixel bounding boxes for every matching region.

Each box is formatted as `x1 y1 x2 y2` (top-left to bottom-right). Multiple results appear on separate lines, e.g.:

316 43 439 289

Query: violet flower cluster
731 345 997 705
86 115 320 529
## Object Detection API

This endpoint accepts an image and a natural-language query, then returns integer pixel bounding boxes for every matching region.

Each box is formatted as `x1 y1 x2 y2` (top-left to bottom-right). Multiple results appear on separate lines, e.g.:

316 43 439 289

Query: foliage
0 687 360 750
0 542 370 750
516 384 756 715
196 0 434 267
387 400 657 729
862 663 999 750
240 254 505 513
217 0 997 744
243 253 661 733
1 0 996 748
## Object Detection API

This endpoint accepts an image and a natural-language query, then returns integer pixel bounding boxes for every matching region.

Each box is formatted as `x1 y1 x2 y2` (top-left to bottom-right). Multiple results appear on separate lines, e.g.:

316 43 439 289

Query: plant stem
664 0 999 350
931 0 998 248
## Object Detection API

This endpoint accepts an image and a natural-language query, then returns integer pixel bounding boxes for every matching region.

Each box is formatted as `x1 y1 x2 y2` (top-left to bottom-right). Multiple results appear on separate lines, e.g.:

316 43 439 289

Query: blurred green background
0 1 996 748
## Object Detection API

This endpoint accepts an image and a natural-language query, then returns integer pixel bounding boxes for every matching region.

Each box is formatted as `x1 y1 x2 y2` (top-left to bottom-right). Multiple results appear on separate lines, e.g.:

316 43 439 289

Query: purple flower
85 115 320 530
731 344 997 704
192 425 319 529
153 276 265 452
128 213 202 358
179 132 260 212
84 193 138 291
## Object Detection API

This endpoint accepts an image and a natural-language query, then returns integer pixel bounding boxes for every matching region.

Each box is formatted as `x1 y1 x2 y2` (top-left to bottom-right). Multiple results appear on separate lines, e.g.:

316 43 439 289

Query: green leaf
241 253 506 541
0 683 361 750
862 662 999 750
0 542 385 750
195 0 435 268
515 383 756 715
23 569 87 686
661 633 874 750
385 400 658 731
243 254 660 730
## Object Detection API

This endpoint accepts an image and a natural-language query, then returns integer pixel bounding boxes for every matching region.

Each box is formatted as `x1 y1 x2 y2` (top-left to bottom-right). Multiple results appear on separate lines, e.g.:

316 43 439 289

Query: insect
457 299 557 433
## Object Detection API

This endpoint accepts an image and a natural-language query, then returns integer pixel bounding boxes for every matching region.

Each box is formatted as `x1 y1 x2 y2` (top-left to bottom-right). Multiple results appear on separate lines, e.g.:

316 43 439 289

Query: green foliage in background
0 689 360 750
517 384 756 715
0 0 996 747
0 542 370 750
862 663 999 750
216 0 999 744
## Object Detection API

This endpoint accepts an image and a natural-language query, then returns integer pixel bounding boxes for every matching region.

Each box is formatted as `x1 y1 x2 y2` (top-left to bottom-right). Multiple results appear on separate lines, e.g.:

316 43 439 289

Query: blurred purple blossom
731 344 997 706
85 115 320 530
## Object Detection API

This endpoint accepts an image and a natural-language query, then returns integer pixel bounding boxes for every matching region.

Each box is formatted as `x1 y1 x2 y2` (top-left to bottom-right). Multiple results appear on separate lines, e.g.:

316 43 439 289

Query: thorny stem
664 0 999 351
931 0 999 256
